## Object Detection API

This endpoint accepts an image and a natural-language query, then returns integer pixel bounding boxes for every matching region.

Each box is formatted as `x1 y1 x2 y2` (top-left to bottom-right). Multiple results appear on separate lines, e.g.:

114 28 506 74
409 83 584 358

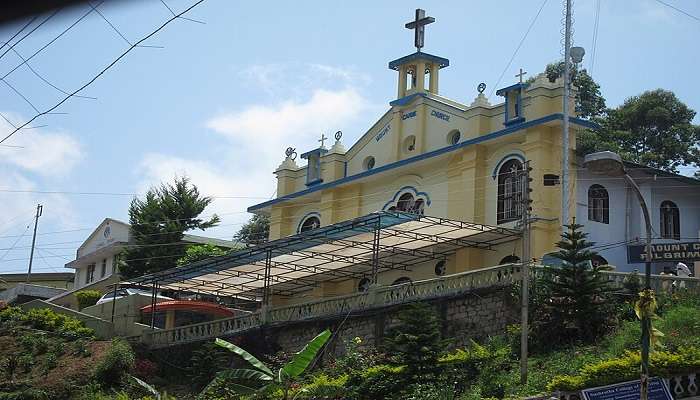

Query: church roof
388 51 449 71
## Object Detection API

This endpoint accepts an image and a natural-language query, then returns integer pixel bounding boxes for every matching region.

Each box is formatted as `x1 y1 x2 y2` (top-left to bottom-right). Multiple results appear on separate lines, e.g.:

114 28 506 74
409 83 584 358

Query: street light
583 151 653 400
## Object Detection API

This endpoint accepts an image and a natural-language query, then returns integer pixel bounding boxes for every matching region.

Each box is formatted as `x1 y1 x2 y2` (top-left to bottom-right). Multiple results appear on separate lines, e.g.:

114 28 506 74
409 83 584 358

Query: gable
77 219 130 258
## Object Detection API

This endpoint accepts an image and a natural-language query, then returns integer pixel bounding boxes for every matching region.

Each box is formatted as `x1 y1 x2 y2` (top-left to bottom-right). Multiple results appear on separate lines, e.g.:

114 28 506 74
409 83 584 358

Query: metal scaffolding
125 211 521 306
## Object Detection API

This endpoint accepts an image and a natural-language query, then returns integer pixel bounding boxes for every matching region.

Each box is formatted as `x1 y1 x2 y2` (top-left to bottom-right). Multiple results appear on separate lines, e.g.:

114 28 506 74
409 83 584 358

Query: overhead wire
653 0 700 22
0 222 31 263
589 0 601 74
0 0 207 145
489 0 550 99
0 10 59 62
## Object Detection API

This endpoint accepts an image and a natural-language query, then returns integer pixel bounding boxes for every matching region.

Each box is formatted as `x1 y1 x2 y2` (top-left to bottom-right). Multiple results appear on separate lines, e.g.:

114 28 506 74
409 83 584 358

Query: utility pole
519 161 533 384
561 0 573 227
26 204 43 283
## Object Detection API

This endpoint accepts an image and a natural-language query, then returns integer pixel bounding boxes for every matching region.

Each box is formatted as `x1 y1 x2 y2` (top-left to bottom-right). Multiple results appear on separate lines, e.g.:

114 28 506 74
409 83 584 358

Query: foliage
133 359 159 381
547 347 700 392
540 62 606 119
75 290 102 310
325 336 381 377
188 342 231 388
205 329 331 400
120 176 220 279
440 338 512 398
0 307 94 338
234 214 270 246
531 221 614 349
177 244 231 267
578 89 700 172
383 302 450 379
294 374 348 399
403 382 457 400
345 364 405 400
93 338 136 387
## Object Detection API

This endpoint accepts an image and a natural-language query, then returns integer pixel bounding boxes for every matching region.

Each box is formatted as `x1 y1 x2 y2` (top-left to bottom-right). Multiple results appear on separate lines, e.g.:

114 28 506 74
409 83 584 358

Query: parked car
96 288 171 305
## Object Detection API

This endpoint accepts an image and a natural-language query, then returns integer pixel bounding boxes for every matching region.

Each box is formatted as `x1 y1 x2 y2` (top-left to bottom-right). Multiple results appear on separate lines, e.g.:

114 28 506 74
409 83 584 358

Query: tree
530 62 607 118
203 329 331 400
531 221 613 348
176 244 231 267
120 177 220 279
383 302 449 379
579 89 700 172
234 214 270 246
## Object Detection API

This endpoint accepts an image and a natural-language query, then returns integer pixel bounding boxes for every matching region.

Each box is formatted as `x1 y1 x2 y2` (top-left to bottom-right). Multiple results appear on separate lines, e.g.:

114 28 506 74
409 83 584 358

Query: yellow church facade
248 13 596 302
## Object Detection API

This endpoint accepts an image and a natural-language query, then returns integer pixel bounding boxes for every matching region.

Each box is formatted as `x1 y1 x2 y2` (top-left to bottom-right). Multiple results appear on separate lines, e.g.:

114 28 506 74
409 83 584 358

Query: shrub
404 382 457 400
93 338 135 387
0 306 25 325
18 354 34 373
133 359 159 381
659 305 700 351
188 342 230 388
295 374 348 399
547 347 700 392
14 308 95 338
75 290 101 311
346 364 405 400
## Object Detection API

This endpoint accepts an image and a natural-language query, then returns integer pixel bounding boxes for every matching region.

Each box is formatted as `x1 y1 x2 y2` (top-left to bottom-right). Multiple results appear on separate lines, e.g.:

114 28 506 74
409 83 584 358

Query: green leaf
214 338 274 377
281 329 331 379
200 370 263 396
130 375 160 400
219 368 274 382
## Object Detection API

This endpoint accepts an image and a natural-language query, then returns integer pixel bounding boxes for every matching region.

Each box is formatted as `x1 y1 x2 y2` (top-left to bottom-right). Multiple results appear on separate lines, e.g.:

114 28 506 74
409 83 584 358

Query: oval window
363 156 375 171
448 130 461 145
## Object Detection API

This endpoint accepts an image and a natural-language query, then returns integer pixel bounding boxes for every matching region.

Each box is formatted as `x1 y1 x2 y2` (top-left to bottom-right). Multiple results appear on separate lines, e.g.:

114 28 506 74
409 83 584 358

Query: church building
246 9 602 301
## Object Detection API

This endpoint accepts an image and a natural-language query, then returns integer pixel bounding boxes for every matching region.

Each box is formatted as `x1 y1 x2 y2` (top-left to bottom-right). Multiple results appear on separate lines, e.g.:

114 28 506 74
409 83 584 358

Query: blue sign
401 110 416 120
581 378 672 400
430 109 450 122
375 124 391 142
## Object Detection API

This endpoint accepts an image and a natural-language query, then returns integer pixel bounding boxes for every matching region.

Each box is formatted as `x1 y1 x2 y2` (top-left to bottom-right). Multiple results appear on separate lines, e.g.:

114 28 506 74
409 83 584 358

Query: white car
96 288 172 305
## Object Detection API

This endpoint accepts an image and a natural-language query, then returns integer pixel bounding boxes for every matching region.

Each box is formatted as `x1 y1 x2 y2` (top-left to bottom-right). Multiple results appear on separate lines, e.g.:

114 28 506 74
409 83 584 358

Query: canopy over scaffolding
125 212 521 302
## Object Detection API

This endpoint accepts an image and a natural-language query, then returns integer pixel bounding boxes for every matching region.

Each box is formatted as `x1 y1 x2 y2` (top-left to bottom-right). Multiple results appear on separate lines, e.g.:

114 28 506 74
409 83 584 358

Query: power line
654 0 700 22
489 0 550 99
0 223 31 263
0 15 38 55
589 0 601 74
0 0 206 145
159 0 206 24
0 10 59 62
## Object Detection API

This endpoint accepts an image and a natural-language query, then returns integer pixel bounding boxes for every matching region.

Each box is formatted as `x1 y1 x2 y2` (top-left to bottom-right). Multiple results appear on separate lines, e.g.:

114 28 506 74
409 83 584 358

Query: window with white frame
588 184 609 224
497 159 524 224
660 200 680 240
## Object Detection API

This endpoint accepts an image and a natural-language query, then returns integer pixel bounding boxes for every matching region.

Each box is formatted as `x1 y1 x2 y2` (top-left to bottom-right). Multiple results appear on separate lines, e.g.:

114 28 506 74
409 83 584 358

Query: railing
545 372 699 399
145 263 521 347
143 264 699 348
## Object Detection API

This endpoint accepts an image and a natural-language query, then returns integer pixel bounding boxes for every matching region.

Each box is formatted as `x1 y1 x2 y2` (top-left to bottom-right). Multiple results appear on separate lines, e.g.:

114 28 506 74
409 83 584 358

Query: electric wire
0 222 31 263
589 0 601 74
653 0 700 22
489 0 549 99
0 10 60 62
0 0 206 145
0 15 38 55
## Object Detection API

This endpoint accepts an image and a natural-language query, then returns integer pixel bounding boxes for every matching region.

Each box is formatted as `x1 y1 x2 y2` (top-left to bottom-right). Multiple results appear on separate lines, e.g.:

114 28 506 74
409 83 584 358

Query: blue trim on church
390 92 428 107
381 186 432 210
388 52 450 70
495 82 529 96
248 114 600 212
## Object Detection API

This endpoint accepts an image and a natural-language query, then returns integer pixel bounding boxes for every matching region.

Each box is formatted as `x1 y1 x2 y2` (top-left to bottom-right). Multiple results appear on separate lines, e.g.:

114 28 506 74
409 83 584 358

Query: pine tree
120 177 220 279
383 302 449 378
534 220 613 346
234 214 270 246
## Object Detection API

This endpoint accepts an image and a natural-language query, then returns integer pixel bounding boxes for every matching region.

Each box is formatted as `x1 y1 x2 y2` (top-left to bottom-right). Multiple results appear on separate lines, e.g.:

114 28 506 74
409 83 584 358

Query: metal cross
405 9 435 52
318 133 328 148
516 68 527 83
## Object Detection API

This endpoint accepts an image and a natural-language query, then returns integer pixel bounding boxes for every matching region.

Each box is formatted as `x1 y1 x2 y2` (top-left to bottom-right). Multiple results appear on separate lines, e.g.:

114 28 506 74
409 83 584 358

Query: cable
654 0 700 22
489 0 549 99
0 10 59 62
159 0 206 24
0 15 38 55
0 222 31 262
589 0 601 74
0 0 206 145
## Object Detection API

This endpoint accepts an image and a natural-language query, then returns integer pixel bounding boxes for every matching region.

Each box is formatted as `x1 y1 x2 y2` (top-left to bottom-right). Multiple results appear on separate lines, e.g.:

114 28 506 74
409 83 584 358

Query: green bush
75 290 102 310
659 305 700 351
93 338 135 387
547 347 700 392
294 374 348 399
7 308 95 338
346 364 405 400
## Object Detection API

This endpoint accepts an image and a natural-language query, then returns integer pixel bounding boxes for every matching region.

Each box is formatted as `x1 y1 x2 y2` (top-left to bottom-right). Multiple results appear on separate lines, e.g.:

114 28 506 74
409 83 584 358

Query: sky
0 0 699 275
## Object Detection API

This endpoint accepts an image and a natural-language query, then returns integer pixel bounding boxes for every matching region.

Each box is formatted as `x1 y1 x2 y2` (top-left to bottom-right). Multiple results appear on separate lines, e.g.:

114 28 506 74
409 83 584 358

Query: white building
51 218 237 309
576 161 700 274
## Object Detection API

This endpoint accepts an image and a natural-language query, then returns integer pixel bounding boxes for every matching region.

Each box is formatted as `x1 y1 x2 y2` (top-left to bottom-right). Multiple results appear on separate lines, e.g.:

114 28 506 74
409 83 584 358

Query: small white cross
318 133 328 148
516 68 527 84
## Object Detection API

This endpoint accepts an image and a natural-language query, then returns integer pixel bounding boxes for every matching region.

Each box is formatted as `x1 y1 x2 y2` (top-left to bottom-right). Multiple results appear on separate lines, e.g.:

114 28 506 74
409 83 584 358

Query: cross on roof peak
405 9 435 52
318 133 328 148
516 68 527 84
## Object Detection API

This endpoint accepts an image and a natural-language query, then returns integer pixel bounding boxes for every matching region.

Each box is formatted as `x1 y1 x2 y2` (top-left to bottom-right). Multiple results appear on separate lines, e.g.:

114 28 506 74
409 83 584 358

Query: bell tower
389 9 449 99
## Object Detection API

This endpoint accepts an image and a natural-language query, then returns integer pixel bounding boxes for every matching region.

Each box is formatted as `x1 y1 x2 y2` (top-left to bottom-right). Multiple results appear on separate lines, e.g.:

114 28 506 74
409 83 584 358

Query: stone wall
222 286 518 357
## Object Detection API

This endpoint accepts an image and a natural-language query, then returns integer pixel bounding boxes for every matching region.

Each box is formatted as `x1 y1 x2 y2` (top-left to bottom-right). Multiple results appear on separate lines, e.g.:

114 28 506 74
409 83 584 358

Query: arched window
500 255 520 265
588 184 609 224
591 255 608 268
298 215 321 233
660 200 680 240
391 193 425 215
357 277 371 292
391 277 412 286
497 159 523 224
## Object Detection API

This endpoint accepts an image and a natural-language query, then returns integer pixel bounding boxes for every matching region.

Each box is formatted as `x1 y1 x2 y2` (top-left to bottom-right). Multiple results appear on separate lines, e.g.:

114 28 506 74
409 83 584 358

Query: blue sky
0 0 698 275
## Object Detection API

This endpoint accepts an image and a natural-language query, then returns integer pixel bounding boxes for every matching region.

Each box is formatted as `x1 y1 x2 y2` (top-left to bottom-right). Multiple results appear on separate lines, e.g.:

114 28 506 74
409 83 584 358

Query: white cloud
0 114 83 176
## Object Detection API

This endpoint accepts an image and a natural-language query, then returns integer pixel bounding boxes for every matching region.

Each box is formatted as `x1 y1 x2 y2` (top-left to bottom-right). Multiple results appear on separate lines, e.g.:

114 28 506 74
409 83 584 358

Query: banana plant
203 329 331 400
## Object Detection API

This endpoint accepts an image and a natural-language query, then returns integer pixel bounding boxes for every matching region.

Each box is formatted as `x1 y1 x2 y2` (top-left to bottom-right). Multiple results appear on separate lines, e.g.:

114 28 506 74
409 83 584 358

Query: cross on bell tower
405 9 435 52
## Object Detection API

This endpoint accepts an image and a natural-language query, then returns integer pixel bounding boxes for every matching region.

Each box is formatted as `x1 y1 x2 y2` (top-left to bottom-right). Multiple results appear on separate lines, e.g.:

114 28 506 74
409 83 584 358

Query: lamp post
584 151 653 400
